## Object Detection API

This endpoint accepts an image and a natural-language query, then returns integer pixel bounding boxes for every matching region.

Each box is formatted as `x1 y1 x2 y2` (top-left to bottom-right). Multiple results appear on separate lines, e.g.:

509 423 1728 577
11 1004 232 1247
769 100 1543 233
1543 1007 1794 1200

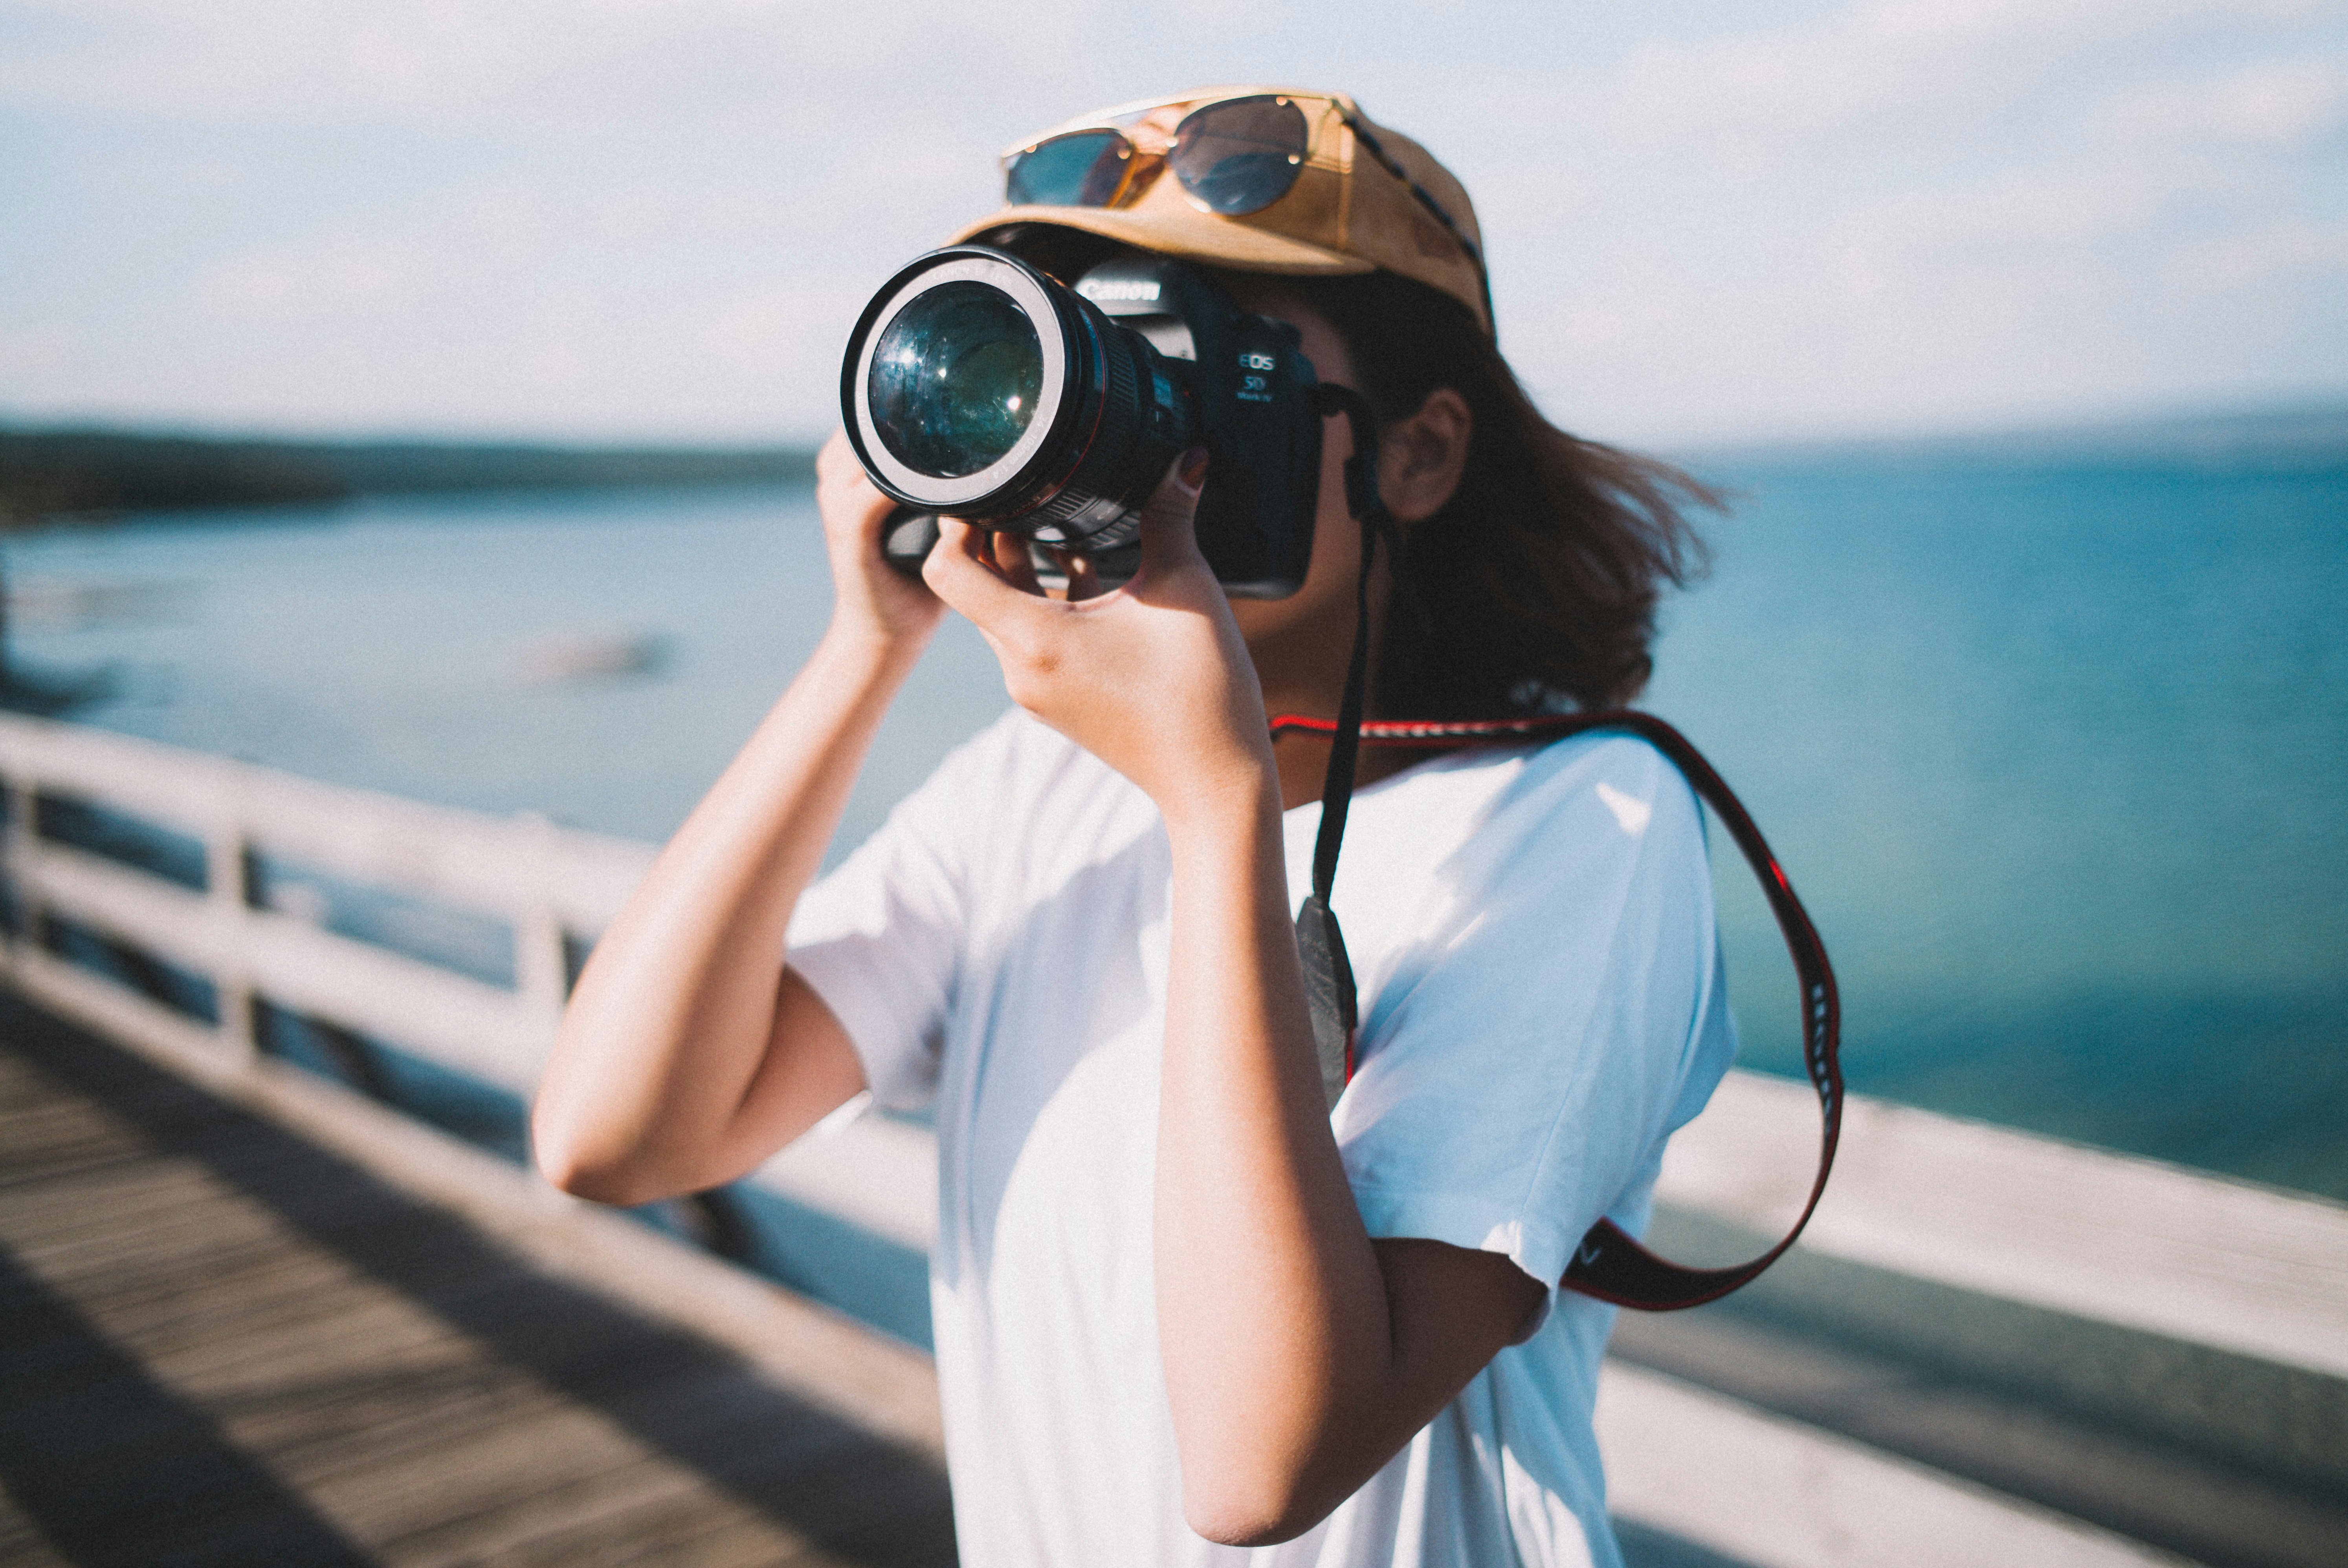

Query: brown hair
1292 271 1718 718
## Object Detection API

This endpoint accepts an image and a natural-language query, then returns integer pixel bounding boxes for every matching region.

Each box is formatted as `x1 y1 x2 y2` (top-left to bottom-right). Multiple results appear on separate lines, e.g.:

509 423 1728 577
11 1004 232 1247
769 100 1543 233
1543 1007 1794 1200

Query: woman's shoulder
1523 727 1700 830
1365 726 1701 854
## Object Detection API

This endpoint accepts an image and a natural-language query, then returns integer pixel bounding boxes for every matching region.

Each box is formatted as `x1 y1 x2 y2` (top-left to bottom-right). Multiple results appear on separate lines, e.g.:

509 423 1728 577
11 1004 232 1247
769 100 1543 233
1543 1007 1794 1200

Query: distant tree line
0 429 819 525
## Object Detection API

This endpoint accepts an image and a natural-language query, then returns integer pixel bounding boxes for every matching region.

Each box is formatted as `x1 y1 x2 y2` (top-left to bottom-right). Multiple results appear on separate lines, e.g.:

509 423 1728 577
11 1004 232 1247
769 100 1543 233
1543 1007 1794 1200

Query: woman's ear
1379 387 1473 525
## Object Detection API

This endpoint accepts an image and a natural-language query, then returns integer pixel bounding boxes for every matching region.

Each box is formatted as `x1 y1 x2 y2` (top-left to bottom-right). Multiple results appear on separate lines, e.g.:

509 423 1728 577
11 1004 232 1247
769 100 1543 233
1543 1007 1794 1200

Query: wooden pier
0 995 955 1567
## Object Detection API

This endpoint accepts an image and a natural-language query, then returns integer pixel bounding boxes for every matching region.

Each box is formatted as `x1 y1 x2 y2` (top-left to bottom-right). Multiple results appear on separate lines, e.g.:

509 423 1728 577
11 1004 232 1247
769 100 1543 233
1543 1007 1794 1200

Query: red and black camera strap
1281 386 1843 1312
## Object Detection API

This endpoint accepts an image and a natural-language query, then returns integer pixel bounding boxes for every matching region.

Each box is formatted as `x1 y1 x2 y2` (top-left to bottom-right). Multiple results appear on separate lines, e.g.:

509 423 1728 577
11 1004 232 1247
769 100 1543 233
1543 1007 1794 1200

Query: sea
6 410 2344 1211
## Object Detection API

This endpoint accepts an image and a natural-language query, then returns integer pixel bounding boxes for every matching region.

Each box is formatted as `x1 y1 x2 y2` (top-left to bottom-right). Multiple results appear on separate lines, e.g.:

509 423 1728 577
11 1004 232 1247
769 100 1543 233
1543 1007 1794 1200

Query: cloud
2169 212 2348 288
2104 56 2348 147
1836 170 2165 262
198 238 430 319
1487 0 2347 440
1600 0 2340 168
702 278 870 377
5 0 2341 443
0 328 76 380
0 0 1098 126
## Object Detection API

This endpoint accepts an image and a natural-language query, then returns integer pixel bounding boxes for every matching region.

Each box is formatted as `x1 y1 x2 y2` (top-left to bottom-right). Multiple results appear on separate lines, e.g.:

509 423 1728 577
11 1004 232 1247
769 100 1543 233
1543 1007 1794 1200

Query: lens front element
866 281 1045 480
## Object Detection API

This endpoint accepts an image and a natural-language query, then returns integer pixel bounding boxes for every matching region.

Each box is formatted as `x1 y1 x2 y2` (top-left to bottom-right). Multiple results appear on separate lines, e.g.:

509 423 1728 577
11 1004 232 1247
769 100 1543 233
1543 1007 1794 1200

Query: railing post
512 811 570 1044
206 766 257 1062
3 771 39 964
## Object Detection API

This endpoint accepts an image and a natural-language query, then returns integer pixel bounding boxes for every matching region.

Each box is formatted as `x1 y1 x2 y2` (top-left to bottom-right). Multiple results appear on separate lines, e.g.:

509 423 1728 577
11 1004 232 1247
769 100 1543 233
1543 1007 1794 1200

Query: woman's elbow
531 1106 673 1207
1181 1469 1334 1548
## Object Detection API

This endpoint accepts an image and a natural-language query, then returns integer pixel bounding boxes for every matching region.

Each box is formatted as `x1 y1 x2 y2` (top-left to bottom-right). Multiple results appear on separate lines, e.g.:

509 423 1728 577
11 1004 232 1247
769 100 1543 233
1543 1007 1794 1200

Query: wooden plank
0 997 954 1568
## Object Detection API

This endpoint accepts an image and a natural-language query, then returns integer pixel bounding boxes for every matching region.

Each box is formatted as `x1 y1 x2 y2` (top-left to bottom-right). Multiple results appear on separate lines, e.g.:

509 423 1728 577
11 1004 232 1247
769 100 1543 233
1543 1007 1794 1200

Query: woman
534 87 1732 1566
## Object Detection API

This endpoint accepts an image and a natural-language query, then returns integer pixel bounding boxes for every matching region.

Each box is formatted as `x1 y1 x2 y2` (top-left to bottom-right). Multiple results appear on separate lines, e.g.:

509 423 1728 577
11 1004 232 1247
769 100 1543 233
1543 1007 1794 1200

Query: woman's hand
816 428 947 651
922 450 1277 831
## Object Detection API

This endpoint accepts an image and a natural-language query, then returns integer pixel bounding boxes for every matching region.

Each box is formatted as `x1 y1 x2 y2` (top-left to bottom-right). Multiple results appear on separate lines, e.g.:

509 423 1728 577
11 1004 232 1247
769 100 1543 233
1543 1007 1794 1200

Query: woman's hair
1291 271 1718 718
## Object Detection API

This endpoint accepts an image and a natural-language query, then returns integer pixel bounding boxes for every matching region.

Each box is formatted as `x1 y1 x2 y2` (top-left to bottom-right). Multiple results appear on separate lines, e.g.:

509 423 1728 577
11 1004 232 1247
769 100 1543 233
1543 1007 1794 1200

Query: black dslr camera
839 245 1324 597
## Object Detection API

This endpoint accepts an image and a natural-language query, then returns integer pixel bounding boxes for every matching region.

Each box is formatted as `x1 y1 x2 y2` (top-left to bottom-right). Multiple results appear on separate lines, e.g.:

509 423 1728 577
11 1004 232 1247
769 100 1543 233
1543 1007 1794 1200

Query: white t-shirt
789 709 1736 1568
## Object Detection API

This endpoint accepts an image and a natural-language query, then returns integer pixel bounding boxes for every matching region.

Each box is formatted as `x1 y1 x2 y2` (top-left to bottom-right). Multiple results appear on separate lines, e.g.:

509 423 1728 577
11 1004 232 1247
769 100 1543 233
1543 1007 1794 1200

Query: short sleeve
1330 735 1737 1312
786 735 985 1111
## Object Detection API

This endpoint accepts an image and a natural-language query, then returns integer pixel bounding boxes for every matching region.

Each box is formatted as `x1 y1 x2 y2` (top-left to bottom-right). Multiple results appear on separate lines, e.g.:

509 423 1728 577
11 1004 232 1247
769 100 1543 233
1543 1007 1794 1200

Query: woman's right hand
817 428 947 649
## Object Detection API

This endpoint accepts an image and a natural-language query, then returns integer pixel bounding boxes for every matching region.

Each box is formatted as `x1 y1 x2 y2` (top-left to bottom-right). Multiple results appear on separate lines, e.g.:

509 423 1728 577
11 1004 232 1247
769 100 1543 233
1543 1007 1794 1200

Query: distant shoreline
0 429 818 527
7 403 2344 529
1674 403 2348 479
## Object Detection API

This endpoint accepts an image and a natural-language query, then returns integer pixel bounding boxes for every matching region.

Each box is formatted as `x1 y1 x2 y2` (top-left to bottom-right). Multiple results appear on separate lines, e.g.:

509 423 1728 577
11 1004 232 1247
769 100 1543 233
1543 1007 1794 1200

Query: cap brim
946 205 1375 278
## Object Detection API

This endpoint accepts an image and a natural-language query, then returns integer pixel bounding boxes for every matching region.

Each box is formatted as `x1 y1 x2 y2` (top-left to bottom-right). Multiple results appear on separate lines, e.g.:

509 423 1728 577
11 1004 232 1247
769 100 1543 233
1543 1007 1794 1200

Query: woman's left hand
923 450 1278 831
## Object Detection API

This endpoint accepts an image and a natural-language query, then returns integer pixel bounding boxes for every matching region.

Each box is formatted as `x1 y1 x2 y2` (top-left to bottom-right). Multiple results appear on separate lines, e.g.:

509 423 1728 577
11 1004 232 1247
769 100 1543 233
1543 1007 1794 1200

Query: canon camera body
839 245 1323 597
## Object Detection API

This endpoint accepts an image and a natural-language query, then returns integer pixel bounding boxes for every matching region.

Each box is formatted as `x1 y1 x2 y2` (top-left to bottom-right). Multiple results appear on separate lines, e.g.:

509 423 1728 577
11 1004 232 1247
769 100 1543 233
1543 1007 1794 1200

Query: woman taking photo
535 86 1734 1567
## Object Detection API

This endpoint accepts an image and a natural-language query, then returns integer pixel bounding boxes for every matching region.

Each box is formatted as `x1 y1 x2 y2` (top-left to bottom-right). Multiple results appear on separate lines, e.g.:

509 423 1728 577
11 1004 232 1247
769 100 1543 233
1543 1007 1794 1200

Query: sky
2 0 2344 449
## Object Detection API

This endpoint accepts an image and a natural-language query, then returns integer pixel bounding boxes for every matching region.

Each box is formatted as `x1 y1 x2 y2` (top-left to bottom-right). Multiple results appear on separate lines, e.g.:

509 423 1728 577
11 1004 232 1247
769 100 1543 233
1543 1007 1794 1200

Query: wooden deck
0 996 956 1568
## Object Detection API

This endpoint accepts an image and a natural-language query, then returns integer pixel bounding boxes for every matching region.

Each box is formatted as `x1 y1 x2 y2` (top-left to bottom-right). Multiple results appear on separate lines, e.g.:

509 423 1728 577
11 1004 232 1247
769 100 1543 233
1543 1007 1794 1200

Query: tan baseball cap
946 87 1492 335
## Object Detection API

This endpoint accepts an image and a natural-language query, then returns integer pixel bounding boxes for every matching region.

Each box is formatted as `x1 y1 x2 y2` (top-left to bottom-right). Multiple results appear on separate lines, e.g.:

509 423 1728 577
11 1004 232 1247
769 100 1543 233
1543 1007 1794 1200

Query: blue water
1648 430 2348 1200
0 487 1011 863
8 422 2345 1203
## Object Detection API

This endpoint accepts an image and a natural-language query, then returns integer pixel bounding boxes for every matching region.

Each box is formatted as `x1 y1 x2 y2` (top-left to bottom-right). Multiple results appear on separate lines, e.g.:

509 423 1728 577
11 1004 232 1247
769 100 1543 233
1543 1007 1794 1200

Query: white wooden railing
0 707 935 1257
0 710 649 1097
2 707 2342 1381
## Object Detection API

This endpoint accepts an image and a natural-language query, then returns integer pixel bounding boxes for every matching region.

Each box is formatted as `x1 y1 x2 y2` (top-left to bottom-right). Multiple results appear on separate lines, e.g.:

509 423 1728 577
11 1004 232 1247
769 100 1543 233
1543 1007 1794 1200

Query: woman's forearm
1153 776 1545 1547
532 617 926 1203
1153 774 1400 1541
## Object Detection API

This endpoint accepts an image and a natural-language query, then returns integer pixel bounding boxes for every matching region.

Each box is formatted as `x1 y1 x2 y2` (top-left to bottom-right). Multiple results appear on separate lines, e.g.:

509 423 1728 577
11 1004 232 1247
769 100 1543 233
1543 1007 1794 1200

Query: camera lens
844 244 1323 599
865 281 1044 480
842 246 1194 551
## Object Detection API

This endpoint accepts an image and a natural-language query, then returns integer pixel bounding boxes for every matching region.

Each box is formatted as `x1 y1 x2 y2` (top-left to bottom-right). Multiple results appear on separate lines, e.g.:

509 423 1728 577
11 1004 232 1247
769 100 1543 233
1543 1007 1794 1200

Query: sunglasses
1002 93 1490 317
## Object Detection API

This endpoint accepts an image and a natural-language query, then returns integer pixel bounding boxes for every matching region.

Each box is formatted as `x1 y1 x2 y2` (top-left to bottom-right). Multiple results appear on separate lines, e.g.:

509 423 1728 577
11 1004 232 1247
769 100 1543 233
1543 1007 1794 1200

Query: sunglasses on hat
1002 91 1490 317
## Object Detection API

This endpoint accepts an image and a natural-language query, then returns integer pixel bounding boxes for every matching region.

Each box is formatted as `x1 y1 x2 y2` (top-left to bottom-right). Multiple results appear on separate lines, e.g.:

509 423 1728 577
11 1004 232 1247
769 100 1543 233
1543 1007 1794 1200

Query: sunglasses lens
1005 130 1134 208
1170 96 1310 216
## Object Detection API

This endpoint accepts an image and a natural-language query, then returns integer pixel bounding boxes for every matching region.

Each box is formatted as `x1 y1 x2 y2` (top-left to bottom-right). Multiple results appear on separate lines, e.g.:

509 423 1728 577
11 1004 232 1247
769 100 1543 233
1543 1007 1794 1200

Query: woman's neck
1250 581 1412 813
1267 733 1416 814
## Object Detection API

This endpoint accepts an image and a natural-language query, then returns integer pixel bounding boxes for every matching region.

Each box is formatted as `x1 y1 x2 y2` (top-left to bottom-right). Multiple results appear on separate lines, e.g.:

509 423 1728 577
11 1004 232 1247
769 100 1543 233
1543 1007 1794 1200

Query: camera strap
1283 385 1842 1312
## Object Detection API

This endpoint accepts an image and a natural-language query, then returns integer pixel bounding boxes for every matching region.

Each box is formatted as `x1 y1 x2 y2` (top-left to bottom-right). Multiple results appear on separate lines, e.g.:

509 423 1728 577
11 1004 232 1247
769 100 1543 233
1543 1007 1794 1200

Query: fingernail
1178 447 1209 491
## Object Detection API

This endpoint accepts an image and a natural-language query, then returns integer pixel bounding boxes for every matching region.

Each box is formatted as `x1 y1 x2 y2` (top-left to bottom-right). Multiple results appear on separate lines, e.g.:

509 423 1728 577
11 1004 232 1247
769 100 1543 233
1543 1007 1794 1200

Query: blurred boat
509 631 671 687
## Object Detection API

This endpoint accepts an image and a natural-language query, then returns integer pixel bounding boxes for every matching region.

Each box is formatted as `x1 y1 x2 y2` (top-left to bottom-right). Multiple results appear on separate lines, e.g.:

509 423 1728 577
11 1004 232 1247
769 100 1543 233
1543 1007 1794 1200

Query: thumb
924 515 1047 632
1135 447 1210 581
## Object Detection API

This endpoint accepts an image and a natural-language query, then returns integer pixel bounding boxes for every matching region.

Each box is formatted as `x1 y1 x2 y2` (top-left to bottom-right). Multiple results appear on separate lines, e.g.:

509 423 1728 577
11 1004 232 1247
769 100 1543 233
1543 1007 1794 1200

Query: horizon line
6 390 2348 462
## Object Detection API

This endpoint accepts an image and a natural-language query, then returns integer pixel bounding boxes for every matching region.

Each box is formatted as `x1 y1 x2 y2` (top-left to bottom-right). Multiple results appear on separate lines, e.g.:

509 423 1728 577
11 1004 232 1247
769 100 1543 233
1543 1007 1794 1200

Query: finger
1136 447 1210 580
1059 550 1104 603
815 429 896 539
924 515 1056 631
816 427 857 480
816 429 877 505
991 531 1045 597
